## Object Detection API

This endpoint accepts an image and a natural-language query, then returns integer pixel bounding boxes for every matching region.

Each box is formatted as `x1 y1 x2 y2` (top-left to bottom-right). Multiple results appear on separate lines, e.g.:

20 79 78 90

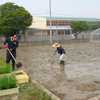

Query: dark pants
6 52 16 71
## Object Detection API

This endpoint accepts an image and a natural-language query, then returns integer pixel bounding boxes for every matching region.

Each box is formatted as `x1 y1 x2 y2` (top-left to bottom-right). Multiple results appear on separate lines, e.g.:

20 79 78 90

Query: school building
20 16 100 42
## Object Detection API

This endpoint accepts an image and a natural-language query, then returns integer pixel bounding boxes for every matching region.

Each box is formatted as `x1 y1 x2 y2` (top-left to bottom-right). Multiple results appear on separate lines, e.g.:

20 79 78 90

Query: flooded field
1 42 100 100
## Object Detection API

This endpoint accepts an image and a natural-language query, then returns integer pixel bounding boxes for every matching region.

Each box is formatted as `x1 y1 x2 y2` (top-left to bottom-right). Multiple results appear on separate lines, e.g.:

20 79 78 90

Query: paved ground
1 42 100 100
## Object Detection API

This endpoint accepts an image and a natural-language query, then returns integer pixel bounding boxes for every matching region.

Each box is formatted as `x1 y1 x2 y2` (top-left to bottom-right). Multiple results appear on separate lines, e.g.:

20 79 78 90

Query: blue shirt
57 46 66 55
4 37 19 53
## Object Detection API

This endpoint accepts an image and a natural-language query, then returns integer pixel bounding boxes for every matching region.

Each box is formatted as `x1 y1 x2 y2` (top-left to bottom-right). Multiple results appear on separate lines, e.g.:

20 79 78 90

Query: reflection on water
60 64 67 80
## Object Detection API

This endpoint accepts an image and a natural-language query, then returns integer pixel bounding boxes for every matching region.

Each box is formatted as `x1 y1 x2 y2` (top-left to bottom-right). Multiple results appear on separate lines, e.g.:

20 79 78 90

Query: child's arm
54 50 57 55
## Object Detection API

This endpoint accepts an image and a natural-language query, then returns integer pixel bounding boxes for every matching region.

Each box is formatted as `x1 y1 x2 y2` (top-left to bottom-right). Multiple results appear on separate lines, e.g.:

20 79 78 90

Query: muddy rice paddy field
1 42 100 100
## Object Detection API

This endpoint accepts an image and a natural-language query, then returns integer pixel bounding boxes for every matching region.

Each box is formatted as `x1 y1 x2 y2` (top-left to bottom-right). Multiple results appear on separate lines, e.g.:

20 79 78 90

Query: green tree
70 21 88 39
87 22 100 31
0 2 32 36
87 24 93 31
91 23 100 30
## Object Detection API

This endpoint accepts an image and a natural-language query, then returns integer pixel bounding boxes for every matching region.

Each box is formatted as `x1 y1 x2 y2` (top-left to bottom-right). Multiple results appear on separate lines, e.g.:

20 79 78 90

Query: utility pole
49 0 52 43
56 22 58 42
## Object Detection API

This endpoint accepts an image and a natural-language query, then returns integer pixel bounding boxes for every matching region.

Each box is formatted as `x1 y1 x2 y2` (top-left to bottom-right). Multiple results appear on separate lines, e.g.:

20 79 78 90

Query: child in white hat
53 43 66 65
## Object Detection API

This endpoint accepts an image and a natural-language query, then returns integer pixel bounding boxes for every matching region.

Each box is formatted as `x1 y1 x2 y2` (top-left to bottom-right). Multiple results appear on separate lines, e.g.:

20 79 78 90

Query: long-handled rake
7 47 22 68
44 54 54 61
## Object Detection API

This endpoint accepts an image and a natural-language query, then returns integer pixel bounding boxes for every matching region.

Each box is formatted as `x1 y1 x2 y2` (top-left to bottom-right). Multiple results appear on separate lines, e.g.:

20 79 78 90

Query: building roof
39 16 100 21
91 28 100 35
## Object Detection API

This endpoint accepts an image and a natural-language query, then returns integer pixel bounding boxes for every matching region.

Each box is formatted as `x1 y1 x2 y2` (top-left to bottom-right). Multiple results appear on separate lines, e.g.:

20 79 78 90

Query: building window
47 21 50 26
32 32 35 36
47 30 50 35
47 30 54 36
65 30 70 35
52 21 58 26
58 31 61 35
47 21 70 26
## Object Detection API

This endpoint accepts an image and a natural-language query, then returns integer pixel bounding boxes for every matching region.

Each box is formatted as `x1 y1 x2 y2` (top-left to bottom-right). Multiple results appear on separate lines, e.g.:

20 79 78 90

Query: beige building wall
29 16 100 29
29 16 47 28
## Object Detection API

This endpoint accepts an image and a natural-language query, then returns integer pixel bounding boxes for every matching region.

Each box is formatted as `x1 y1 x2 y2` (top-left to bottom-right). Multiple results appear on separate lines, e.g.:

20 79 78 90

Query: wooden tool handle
7 47 17 62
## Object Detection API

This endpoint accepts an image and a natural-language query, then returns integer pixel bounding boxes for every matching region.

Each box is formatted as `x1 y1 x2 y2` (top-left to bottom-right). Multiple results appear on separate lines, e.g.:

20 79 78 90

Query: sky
0 0 100 18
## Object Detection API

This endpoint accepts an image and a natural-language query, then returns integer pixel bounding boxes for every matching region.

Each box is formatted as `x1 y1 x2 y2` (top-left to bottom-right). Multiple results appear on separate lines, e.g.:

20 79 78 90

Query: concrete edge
29 76 61 100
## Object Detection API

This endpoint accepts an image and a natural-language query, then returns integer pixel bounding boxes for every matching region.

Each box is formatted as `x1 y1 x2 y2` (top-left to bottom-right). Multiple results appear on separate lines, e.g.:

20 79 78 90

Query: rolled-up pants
6 52 16 71
59 54 65 61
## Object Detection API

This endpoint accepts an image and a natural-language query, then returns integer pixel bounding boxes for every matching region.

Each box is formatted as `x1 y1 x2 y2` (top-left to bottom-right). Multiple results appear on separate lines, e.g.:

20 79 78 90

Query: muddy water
1 42 100 100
